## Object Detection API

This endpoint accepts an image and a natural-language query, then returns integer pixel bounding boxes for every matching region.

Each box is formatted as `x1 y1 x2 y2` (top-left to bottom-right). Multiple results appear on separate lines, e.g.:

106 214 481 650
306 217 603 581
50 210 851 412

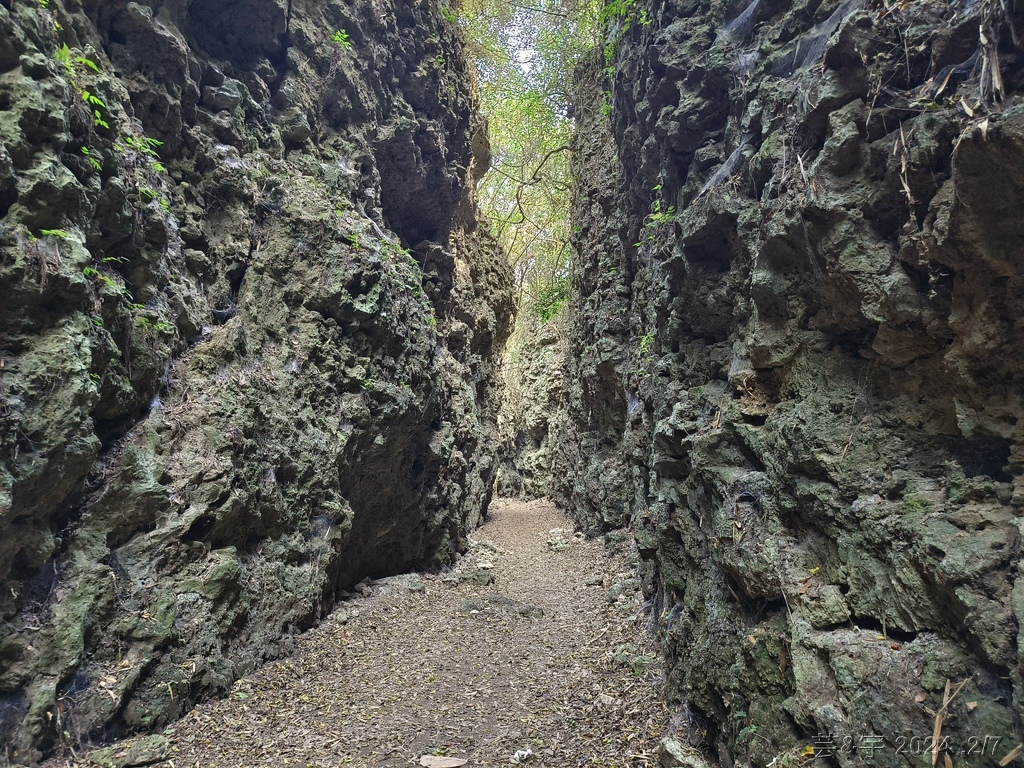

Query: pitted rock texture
496 313 568 500
536 1 1024 766
0 0 511 761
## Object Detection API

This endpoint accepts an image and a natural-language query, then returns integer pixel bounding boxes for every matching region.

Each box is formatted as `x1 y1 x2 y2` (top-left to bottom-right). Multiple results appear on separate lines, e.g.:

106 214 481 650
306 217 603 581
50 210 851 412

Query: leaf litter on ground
46 499 667 767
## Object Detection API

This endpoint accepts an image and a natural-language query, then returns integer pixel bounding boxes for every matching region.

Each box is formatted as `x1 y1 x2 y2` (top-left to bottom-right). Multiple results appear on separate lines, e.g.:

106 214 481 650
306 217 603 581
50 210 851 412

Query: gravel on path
49 499 667 768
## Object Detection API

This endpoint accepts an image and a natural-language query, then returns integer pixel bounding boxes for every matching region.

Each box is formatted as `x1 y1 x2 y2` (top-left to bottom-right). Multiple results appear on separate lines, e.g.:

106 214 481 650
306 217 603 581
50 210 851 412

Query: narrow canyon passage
44 501 666 767
4 0 1024 763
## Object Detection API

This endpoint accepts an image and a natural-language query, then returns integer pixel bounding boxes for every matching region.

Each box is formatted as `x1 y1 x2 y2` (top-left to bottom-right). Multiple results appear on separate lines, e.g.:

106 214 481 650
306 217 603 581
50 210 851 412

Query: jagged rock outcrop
496 312 568 499
536 0 1023 765
0 0 512 761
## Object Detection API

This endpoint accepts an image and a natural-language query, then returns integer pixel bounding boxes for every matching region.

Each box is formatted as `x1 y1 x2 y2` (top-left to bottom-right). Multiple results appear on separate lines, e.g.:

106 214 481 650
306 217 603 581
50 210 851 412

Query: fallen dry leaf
999 744 1024 767
419 757 468 768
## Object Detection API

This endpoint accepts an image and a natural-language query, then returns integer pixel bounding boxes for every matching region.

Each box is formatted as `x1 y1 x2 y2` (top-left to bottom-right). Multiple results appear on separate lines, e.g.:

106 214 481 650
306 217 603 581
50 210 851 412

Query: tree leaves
463 0 601 308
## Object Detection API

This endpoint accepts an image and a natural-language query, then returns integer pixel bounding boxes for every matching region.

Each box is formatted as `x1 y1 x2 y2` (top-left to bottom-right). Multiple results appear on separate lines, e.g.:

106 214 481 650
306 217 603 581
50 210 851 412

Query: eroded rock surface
0 0 511 761
496 312 568 499
515 0 1024 765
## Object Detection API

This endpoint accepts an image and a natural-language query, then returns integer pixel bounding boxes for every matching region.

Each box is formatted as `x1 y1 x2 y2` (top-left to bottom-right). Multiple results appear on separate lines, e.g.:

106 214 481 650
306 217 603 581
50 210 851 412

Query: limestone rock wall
0 0 511 761
550 1 1024 765
495 312 568 499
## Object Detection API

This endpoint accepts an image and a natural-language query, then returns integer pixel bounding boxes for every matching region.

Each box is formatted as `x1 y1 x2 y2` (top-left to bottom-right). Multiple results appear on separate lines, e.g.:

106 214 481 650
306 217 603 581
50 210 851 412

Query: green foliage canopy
457 0 601 316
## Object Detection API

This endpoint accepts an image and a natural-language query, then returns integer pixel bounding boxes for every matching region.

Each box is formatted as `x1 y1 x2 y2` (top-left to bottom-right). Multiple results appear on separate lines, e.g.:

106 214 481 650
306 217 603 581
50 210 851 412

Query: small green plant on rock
533 279 569 322
331 29 352 48
83 265 138 306
120 135 162 155
54 44 109 129
140 186 170 211
638 332 654 353
634 186 676 247
80 146 102 171
135 316 175 334
645 199 675 226
600 0 649 73
902 492 932 514
116 135 166 173
53 41 169 197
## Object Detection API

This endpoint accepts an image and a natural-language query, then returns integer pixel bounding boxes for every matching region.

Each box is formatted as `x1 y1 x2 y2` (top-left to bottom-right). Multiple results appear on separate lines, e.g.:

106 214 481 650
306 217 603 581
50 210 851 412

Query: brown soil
52 500 667 767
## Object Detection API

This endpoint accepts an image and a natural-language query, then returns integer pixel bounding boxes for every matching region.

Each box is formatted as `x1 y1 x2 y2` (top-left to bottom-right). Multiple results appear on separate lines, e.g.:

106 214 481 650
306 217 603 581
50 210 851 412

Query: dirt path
55 500 667 767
